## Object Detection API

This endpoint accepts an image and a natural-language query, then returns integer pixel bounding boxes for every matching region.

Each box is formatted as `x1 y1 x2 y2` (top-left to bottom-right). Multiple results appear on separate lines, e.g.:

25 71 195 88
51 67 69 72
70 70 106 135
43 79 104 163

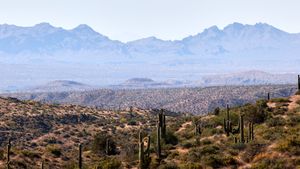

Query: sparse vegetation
0 87 299 168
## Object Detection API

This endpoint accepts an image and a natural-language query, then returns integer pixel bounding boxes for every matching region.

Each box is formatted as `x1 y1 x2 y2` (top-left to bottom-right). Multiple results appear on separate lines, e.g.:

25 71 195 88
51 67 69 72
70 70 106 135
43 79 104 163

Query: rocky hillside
4 85 297 114
0 91 299 168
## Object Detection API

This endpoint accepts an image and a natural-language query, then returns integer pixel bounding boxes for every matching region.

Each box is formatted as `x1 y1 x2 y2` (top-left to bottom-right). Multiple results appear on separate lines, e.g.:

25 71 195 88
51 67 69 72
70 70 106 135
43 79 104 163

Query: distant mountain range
1 22 300 91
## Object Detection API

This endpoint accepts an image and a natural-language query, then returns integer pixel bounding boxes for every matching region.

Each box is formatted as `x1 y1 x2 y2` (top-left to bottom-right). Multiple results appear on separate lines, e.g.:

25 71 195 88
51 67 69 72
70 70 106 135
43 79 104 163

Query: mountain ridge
1 22 300 90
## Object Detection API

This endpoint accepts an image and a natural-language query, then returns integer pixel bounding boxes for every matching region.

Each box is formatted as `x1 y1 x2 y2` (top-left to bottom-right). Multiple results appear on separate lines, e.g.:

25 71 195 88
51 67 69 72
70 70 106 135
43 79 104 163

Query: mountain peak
34 22 55 29
72 24 96 33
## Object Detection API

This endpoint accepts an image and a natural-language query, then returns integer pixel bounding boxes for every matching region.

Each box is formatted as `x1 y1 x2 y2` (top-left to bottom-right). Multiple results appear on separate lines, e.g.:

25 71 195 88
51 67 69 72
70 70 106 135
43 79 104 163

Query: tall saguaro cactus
267 93 270 101
105 138 110 155
162 113 166 138
139 131 144 169
139 131 151 169
250 122 254 140
298 75 300 91
7 138 11 169
78 143 82 169
239 115 245 143
41 160 44 169
158 109 166 139
194 120 202 144
145 136 151 158
156 122 161 159
223 104 232 136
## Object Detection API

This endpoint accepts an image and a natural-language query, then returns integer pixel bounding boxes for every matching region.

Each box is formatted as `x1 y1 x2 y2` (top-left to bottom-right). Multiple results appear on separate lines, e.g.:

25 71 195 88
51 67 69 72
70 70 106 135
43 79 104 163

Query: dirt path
267 102 276 108
176 121 192 133
288 95 300 111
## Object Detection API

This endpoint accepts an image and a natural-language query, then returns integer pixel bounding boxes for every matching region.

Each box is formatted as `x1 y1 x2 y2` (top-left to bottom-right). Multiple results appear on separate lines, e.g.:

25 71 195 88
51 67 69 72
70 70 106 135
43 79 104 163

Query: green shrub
180 163 203 169
21 150 41 159
270 98 290 103
95 158 122 169
164 131 178 145
241 142 266 162
201 155 224 168
200 145 220 155
277 136 300 155
266 117 285 127
231 142 246 151
251 158 294 169
242 103 268 123
46 145 62 158
158 163 179 169
92 133 117 155
181 141 193 149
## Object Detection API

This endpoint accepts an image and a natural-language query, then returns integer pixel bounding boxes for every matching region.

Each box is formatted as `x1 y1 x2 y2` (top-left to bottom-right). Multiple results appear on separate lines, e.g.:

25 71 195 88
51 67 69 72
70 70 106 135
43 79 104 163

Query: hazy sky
0 0 300 42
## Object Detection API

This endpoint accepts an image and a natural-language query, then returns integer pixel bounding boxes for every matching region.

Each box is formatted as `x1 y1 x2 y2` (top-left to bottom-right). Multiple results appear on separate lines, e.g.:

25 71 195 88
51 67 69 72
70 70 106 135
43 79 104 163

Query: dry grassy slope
0 94 299 169
0 97 174 169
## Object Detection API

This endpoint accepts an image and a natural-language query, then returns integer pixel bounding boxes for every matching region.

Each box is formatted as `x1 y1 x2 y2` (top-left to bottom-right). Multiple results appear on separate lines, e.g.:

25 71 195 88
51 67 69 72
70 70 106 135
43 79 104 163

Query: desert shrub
120 142 137 162
0 149 4 160
201 139 212 145
262 127 284 140
200 145 220 155
158 163 179 169
186 147 202 162
127 119 137 125
266 117 285 127
251 158 294 169
11 160 28 168
286 115 300 126
276 136 300 155
181 141 193 148
273 107 287 115
270 98 290 103
120 118 127 123
242 103 268 123
231 142 246 151
164 131 178 145
181 163 203 169
241 142 266 162
21 150 41 159
46 145 62 158
202 155 224 168
92 133 117 155
95 157 122 169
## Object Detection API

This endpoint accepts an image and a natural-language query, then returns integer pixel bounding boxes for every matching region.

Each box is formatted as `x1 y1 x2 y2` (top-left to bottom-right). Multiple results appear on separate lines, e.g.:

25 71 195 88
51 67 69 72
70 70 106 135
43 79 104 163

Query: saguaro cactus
139 131 144 169
156 122 161 159
267 93 270 101
78 143 82 169
158 109 166 139
223 104 232 136
298 75 300 91
194 121 202 136
145 136 151 158
162 113 166 138
7 138 11 169
194 120 202 144
250 122 254 140
105 138 110 155
239 115 245 143
41 160 44 169
234 136 237 143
